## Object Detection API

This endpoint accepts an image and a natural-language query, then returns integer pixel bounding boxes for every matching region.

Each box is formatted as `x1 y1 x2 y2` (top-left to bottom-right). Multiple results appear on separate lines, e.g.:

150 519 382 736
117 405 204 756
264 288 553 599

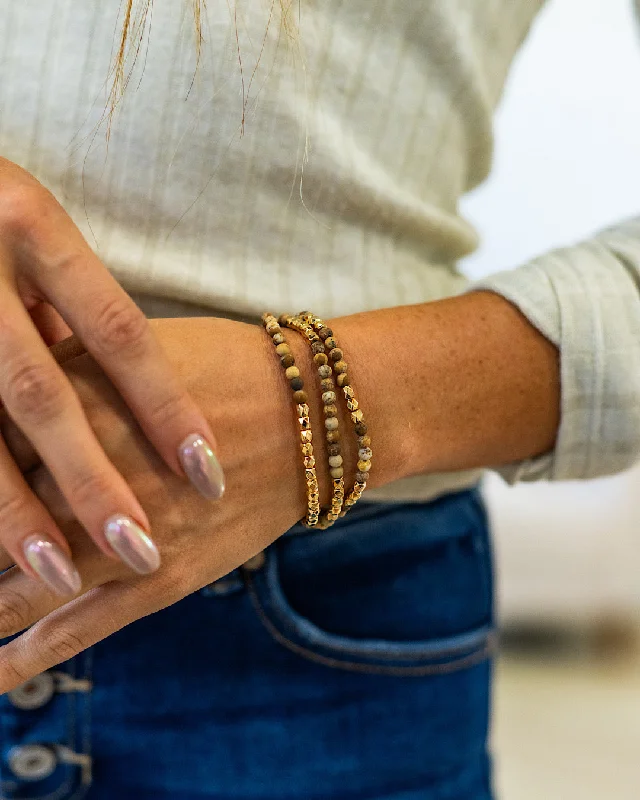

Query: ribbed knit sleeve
474 216 640 482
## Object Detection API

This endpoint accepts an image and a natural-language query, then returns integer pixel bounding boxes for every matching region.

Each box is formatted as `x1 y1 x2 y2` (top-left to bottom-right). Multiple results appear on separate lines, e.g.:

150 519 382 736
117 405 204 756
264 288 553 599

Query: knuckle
0 183 49 240
147 390 191 431
5 360 67 424
0 590 33 637
0 658 29 692
0 492 31 530
51 250 90 280
68 470 113 510
41 627 85 664
93 299 149 357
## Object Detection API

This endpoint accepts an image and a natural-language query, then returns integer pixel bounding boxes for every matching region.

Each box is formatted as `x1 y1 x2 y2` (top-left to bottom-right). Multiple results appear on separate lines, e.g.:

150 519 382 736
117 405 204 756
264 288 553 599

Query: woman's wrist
151 290 560 523
327 291 560 485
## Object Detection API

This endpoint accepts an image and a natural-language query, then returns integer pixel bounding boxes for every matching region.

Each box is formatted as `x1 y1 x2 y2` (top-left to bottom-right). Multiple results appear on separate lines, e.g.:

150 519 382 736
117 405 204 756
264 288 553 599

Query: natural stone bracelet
295 312 371 515
281 314 345 528
262 313 320 528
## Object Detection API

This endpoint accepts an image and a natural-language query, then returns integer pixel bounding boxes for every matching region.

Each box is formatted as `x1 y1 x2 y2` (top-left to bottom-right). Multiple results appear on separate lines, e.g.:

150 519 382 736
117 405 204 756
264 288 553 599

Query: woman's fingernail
178 434 225 501
23 536 82 597
104 515 160 574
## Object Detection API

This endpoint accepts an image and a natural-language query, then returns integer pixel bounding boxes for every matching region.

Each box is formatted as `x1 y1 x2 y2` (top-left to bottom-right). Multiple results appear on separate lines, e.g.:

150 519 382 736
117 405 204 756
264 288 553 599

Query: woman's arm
325 291 560 492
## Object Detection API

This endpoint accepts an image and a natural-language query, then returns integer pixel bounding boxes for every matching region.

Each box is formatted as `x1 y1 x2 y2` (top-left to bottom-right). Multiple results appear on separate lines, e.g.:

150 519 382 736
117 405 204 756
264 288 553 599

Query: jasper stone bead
328 444 341 457
272 332 285 345
293 390 308 404
318 365 332 379
321 378 334 392
285 366 300 380
323 404 338 417
358 447 373 461
357 460 372 472
324 417 339 431
322 391 337 405
313 353 328 366
329 348 343 362
318 327 333 341
275 343 290 357
325 337 338 350
290 377 304 392
326 430 340 443
336 374 350 388
355 422 368 436
358 435 371 448
311 340 326 355
280 354 295 369
334 360 348 374
356 472 369 484
328 455 343 468
278 314 290 326
330 467 344 479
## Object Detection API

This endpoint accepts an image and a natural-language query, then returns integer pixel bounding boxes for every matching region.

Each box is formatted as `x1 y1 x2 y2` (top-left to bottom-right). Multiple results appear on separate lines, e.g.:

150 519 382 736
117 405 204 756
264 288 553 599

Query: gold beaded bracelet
281 314 346 528
262 313 321 528
295 312 371 516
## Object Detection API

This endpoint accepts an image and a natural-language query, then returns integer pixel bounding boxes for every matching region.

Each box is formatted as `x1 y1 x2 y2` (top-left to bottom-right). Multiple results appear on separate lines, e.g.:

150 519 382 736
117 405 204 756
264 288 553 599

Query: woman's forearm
307 292 561 492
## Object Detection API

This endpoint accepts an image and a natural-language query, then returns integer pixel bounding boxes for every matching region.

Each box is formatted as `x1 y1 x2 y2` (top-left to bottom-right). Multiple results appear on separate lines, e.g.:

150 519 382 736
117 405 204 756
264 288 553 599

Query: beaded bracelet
281 314 346 528
294 312 371 516
262 313 321 528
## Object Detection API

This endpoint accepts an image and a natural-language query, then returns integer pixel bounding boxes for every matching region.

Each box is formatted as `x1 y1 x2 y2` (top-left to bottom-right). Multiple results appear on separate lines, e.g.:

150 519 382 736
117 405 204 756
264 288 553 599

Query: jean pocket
246 490 495 676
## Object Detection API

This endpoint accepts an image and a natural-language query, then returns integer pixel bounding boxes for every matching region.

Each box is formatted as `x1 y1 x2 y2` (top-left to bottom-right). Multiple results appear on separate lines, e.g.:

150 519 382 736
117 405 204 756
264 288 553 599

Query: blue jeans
0 488 495 800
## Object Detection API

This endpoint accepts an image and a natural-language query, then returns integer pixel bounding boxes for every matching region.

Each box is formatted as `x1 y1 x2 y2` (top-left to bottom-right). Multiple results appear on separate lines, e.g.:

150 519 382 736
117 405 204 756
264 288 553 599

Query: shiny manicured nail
104 515 160 574
23 536 82 597
178 434 225 501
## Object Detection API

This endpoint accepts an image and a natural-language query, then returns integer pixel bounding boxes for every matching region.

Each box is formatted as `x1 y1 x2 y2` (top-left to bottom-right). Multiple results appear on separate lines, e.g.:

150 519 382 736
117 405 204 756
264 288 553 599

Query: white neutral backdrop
460 0 640 623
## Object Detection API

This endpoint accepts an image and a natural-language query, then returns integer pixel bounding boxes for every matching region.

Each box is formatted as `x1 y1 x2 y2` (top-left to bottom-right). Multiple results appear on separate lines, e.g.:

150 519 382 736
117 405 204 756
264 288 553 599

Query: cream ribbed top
1 1 639 500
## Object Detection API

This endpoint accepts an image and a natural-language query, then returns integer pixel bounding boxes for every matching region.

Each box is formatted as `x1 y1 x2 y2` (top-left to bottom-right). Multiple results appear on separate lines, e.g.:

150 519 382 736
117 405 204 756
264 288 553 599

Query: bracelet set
262 311 372 530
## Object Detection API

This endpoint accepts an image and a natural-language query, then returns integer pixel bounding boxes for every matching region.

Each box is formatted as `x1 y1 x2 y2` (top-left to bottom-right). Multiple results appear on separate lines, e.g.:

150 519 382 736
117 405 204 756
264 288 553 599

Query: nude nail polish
104 515 160 574
178 434 225 501
23 536 82 597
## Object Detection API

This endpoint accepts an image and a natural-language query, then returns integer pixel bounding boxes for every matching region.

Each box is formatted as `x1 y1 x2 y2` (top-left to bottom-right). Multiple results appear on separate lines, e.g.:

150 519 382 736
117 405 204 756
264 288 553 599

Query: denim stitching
65 648 93 800
20 658 76 800
253 552 493 662
247 576 495 676
9 651 93 800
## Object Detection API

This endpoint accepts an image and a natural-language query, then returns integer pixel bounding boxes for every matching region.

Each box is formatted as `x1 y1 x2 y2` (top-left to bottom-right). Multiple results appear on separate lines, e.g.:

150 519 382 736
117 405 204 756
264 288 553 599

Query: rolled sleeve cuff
470 226 640 483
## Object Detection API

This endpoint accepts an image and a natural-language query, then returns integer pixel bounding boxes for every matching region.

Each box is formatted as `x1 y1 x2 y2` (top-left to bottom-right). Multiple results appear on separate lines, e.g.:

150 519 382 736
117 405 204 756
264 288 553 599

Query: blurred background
460 0 640 796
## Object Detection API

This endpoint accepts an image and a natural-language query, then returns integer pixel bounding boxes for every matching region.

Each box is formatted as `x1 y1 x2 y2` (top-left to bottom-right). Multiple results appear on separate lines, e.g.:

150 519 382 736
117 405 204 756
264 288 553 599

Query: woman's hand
0 159 223 594
0 317 322 691
0 292 560 691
